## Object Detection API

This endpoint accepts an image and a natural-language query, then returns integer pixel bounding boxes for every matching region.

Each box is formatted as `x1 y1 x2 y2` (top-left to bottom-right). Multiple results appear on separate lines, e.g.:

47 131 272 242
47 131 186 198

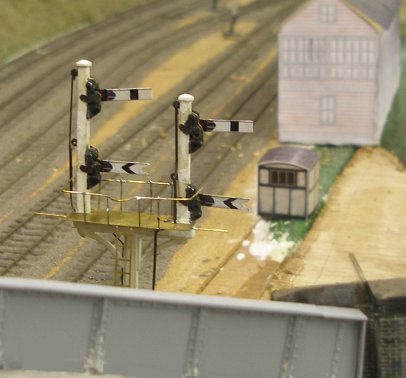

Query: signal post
176 94 194 224
75 59 93 213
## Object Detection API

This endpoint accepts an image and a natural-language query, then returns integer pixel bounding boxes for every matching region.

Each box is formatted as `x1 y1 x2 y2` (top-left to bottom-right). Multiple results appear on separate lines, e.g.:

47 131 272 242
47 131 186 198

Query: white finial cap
76 59 92 67
178 93 194 102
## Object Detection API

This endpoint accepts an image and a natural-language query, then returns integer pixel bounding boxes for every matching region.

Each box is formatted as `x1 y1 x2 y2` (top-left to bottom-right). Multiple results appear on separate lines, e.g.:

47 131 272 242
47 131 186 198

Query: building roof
344 0 403 30
287 0 403 32
258 146 319 170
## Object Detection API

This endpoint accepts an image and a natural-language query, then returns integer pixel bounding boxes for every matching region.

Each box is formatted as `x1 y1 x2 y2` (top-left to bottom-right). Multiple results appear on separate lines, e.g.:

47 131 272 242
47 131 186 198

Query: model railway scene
0 0 405 377
0 0 290 287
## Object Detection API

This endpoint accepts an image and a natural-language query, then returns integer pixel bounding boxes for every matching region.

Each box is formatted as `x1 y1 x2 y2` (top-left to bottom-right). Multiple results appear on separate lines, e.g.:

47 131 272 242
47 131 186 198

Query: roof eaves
259 159 309 170
258 147 319 170
280 0 314 32
342 0 383 32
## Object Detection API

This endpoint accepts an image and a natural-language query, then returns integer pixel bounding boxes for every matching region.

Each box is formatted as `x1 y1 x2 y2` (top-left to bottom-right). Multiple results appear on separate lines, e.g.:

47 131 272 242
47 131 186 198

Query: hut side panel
258 186 274 214
275 187 290 215
307 161 320 215
291 190 306 216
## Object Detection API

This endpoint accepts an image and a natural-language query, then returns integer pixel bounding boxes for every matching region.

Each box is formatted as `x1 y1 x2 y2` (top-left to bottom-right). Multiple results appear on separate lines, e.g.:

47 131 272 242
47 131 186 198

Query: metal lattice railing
62 178 199 229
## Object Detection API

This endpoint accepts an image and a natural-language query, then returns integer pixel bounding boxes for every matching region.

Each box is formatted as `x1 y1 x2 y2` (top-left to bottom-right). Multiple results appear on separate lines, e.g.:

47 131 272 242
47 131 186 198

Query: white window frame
320 95 336 126
319 3 337 24
279 36 376 81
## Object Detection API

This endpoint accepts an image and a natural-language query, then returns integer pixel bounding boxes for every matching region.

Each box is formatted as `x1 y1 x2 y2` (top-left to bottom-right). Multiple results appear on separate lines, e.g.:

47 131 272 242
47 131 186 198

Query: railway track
0 0 301 287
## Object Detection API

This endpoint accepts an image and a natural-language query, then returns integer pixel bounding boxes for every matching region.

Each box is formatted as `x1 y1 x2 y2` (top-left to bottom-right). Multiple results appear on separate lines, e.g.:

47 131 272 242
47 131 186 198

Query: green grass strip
0 0 146 64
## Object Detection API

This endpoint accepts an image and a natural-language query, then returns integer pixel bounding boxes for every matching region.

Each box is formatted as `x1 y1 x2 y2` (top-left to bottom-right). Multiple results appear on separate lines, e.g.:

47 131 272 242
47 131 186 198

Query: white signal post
176 94 194 223
75 59 92 213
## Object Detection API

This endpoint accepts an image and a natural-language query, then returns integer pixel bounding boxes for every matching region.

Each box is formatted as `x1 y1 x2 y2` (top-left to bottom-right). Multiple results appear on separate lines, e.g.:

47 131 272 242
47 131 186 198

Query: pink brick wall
278 81 377 144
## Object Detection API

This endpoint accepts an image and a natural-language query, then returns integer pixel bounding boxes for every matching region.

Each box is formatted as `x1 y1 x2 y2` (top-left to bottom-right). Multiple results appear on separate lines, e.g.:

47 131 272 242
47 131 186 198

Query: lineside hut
258 147 319 219
278 0 402 145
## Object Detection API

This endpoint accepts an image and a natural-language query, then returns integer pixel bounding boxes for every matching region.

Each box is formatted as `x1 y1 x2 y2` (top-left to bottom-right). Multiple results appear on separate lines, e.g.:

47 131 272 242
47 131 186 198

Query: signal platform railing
64 178 194 231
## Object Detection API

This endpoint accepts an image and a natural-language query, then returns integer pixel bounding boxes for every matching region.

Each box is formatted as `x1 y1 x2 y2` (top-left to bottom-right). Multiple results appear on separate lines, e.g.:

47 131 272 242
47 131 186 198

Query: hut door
274 187 290 215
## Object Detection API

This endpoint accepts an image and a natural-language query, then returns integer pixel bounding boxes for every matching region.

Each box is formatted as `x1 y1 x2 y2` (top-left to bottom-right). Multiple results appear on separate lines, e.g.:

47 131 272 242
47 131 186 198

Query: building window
319 4 337 24
269 170 297 187
259 168 298 187
320 96 336 125
320 4 337 24
279 36 376 81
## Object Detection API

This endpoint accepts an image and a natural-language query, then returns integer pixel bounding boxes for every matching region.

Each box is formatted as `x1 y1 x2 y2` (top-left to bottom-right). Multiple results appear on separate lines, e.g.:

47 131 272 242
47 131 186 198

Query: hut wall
258 186 274 214
258 165 310 218
307 163 318 190
307 173 319 215
258 148 320 218
274 187 290 215
297 171 306 187
290 189 306 217
309 161 320 215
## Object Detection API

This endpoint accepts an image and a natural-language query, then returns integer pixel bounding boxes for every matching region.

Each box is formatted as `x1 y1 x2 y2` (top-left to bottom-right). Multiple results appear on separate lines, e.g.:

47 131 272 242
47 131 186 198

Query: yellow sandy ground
157 140 278 294
271 147 406 292
159 146 406 299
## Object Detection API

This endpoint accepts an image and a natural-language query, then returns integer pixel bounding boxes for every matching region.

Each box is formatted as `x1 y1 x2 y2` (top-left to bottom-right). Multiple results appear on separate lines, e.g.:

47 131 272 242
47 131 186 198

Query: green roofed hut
258 146 319 219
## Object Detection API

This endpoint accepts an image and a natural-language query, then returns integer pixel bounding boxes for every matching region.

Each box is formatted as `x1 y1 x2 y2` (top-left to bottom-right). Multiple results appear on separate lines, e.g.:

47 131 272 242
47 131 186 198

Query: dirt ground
158 146 406 299
271 147 406 293
157 140 278 296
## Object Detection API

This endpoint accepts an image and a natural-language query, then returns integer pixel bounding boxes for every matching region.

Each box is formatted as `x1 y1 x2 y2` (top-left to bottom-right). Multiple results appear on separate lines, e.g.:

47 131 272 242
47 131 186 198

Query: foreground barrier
0 278 366 377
